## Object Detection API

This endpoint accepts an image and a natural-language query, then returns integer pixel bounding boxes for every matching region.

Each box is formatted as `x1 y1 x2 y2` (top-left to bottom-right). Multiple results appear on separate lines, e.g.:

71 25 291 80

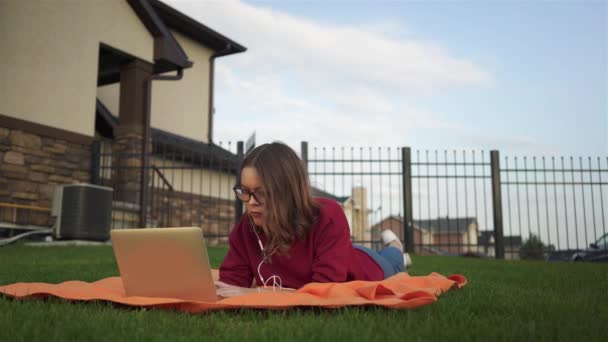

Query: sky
160 0 606 249
164 0 607 158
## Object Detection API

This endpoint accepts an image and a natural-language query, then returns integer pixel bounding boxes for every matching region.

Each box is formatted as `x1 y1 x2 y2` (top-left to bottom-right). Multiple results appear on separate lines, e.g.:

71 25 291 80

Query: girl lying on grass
216 142 410 297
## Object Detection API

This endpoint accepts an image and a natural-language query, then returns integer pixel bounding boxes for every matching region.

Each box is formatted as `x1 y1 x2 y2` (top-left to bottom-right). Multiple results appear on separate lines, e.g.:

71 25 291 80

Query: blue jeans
354 245 405 279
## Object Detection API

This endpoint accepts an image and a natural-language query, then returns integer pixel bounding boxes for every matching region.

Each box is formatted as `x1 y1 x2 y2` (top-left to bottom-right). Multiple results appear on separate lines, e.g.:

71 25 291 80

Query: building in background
343 187 370 244
371 216 479 255
312 186 372 245
478 231 523 260
0 0 245 238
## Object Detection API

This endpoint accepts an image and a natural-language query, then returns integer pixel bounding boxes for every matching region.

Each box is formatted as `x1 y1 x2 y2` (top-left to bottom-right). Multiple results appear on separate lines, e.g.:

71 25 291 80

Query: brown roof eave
127 0 193 70
154 36 193 69
149 0 247 56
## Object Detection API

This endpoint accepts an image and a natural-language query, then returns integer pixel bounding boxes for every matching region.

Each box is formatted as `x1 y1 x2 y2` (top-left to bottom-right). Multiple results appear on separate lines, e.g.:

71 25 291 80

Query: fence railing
303 142 405 250
304 142 608 259
501 156 607 254
92 136 243 245
90 136 607 257
0 202 51 238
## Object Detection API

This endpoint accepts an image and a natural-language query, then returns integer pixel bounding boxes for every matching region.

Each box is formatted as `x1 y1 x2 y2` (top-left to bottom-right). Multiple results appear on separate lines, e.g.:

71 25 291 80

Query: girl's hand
215 280 257 297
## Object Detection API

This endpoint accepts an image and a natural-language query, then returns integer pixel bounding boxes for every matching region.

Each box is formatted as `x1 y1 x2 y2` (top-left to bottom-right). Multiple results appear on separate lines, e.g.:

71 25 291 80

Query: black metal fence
303 143 405 251
304 143 608 259
91 136 607 258
501 156 607 255
92 135 243 245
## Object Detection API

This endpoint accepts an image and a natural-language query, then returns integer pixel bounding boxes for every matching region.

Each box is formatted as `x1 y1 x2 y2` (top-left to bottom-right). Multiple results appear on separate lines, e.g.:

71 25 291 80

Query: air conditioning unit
51 184 113 241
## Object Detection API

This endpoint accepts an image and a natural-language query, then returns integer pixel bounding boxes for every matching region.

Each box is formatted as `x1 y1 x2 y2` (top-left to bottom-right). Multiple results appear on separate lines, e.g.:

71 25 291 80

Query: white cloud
214 62 554 157
214 64 470 148
163 0 500 151
164 0 491 90
331 86 395 114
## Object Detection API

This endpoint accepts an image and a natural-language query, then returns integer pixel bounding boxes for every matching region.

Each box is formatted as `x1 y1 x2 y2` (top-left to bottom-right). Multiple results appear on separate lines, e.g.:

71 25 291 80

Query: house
0 0 245 237
415 217 479 255
312 186 371 244
478 231 523 260
342 187 370 244
371 216 479 255
370 215 431 251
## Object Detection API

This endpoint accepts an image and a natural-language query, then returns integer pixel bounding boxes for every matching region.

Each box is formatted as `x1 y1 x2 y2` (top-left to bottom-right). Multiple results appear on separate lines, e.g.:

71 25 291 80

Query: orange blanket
0 271 466 312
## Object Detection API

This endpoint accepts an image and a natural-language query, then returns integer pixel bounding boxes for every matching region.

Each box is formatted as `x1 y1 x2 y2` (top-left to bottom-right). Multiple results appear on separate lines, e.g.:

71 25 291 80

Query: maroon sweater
219 198 383 289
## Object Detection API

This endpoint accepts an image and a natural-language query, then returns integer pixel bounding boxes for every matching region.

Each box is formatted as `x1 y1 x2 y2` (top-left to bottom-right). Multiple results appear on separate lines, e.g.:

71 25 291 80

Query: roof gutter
140 68 184 228
208 43 232 144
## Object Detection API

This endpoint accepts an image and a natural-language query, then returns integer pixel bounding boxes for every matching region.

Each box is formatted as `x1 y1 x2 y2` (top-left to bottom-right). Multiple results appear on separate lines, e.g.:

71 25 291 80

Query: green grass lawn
1 244 607 342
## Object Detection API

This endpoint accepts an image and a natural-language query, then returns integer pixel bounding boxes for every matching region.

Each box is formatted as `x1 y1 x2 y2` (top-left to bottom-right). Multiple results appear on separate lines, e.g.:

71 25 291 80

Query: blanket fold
0 270 466 312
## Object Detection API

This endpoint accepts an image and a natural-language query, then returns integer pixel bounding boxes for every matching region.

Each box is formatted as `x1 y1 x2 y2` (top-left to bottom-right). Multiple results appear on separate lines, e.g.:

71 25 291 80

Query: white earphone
248 214 283 291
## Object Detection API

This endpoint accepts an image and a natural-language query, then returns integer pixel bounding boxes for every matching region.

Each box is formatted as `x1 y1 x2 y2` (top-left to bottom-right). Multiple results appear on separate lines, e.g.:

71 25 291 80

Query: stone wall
0 125 238 244
147 187 236 245
110 187 237 246
0 127 91 226
112 128 146 204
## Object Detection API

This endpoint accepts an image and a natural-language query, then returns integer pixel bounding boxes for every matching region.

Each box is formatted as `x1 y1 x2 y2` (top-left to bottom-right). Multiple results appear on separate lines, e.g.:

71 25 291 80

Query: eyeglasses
233 186 266 204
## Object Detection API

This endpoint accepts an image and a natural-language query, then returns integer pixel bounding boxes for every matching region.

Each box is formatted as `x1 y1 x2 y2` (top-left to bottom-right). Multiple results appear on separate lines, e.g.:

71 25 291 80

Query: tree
519 234 545 260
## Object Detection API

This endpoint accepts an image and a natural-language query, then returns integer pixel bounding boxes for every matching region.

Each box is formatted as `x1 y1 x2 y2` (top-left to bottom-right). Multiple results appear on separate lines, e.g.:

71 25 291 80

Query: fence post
301 141 309 171
140 137 151 229
234 141 244 224
90 140 101 185
401 147 414 253
491 150 505 259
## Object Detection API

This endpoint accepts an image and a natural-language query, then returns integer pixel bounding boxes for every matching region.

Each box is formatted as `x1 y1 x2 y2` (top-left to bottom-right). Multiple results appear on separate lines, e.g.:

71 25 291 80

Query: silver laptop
110 227 217 302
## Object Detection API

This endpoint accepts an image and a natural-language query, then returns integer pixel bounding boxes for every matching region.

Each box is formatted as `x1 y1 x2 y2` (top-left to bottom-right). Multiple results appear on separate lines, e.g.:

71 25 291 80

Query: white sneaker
382 229 413 269
381 229 403 251
404 252 412 268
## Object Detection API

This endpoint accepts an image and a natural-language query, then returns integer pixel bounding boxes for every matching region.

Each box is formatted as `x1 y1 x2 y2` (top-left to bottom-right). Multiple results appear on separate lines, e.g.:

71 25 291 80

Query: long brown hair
240 142 319 254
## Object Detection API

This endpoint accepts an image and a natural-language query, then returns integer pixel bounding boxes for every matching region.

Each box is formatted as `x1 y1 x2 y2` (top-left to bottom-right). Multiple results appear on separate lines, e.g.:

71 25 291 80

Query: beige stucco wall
467 223 478 250
344 187 369 241
0 0 154 137
97 84 121 117
151 30 212 143
97 30 213 143
421 230 432 245
149 157 236 200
